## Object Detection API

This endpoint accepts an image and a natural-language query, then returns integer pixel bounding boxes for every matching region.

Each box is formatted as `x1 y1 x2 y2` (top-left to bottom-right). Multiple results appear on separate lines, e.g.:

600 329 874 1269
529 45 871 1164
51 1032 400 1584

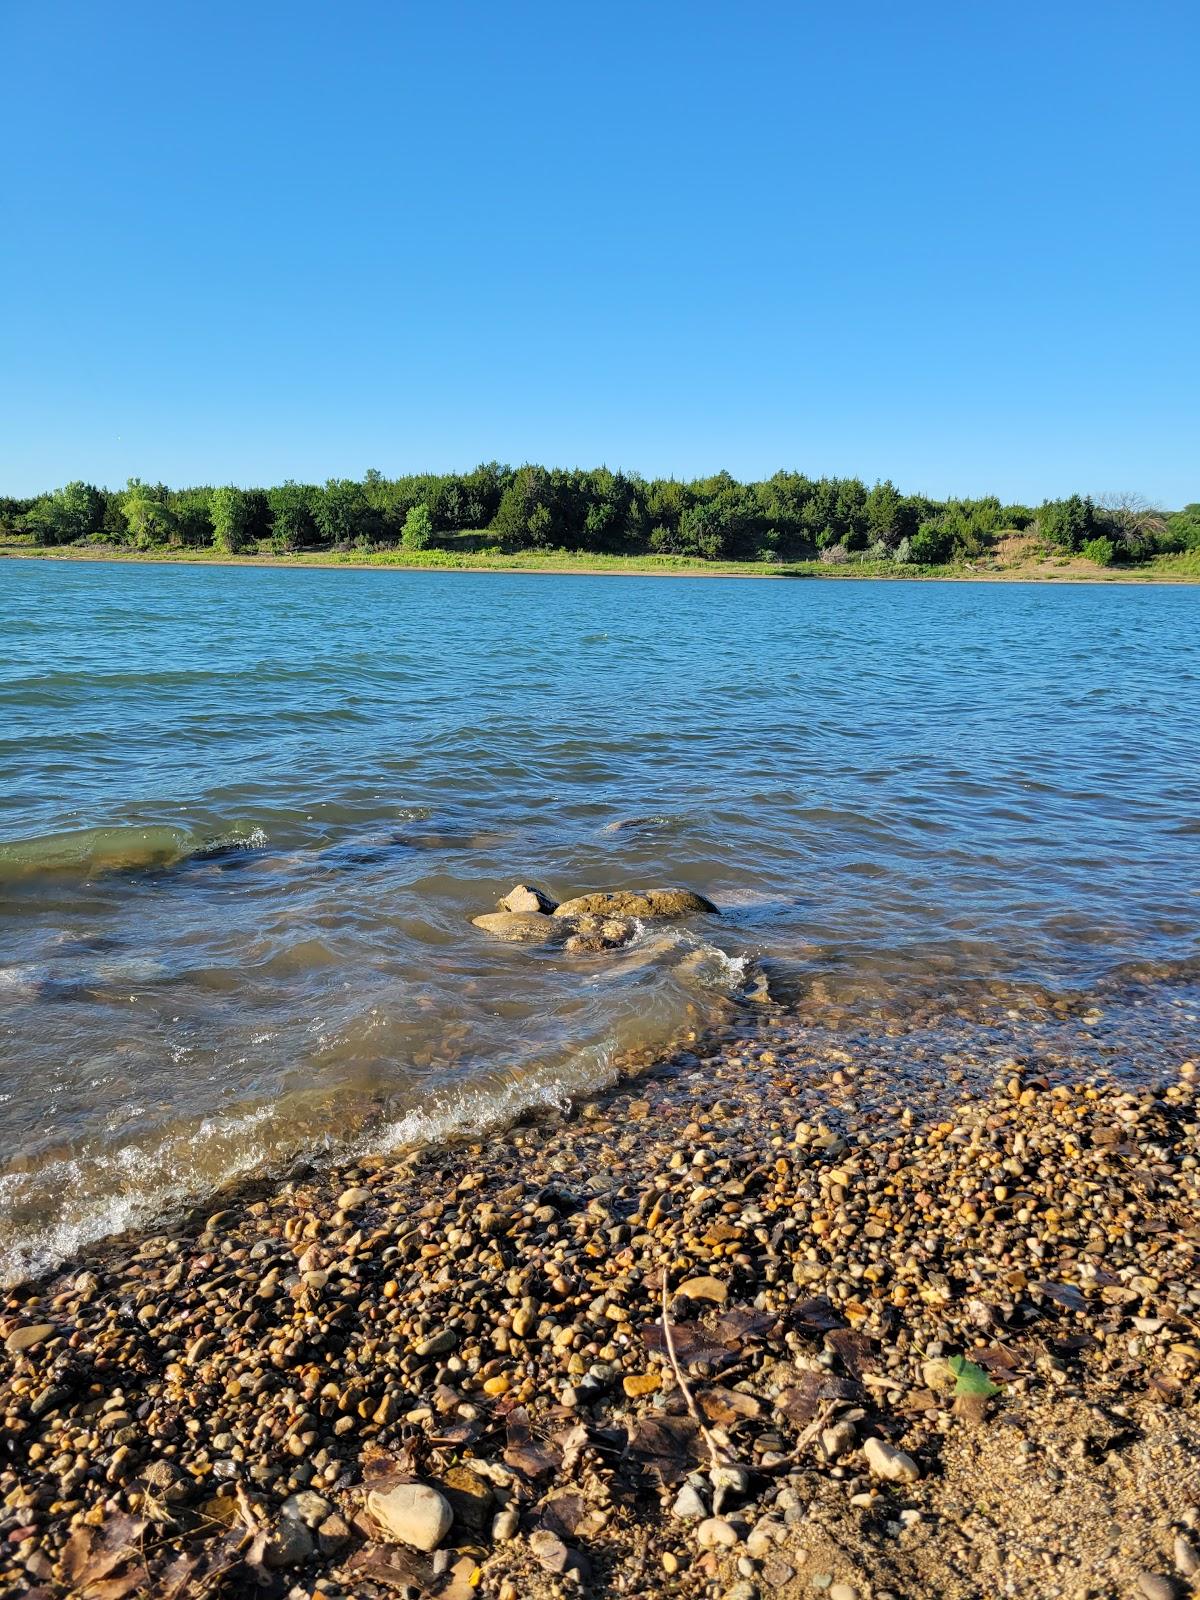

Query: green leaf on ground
948 1356 1001 1397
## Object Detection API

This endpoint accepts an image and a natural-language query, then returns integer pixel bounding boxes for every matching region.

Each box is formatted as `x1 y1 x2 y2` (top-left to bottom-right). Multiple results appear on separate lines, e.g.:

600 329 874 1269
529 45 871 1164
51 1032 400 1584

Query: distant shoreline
1 542 1197 583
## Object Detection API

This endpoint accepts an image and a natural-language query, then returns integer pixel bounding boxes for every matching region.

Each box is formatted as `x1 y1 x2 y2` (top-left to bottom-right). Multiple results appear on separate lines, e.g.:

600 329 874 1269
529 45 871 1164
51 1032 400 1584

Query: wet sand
2 1001 1197 1600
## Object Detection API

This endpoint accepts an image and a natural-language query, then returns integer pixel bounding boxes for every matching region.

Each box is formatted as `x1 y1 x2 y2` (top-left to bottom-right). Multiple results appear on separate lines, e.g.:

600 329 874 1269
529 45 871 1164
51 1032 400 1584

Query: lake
1 558 1198 1282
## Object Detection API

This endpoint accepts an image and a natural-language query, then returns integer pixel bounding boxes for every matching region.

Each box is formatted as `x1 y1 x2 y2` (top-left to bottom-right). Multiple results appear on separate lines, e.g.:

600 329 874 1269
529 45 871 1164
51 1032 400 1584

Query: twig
659 1270 727 1474
760 1399 836 1472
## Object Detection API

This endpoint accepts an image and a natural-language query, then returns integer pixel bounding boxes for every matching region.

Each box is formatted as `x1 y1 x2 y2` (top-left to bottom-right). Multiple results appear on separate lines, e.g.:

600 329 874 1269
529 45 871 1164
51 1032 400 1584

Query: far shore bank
3 542 1198 584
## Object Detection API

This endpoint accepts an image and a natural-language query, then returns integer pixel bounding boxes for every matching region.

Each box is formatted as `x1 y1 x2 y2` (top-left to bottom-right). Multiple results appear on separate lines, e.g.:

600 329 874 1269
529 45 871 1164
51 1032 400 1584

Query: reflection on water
0 559 1197 1281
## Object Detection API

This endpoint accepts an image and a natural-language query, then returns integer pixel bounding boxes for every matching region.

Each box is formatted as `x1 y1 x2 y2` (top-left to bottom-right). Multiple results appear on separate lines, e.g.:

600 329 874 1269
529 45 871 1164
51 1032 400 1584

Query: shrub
819 543 848 565
402 503 434 550
1081 536 1115 567
909 523 953 564
209 486 251 554
894 536 912 564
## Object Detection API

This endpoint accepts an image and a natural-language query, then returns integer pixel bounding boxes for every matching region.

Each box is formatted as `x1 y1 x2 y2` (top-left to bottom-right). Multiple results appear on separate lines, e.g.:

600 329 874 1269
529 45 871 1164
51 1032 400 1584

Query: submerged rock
554 888 718 920
563 915 636 953
470 911 565 944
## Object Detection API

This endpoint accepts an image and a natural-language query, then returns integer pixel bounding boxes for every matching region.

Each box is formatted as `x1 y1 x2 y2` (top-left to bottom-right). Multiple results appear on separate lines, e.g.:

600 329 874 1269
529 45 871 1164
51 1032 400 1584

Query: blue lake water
1 558 1198 1280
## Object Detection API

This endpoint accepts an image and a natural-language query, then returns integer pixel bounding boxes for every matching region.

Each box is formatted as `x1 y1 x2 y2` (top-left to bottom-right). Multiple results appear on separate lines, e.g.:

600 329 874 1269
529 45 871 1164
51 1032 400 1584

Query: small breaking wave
358 1039 620 1163
0 1104 280 1286
0 1038 627 1285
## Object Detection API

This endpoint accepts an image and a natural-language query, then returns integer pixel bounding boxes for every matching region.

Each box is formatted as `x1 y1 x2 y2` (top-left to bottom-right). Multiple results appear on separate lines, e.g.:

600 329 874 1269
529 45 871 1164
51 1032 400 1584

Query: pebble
1 1003 1196 1599
492 1508 519 1541
697 1517 739 1549
529 1528 572 1574
366 1482 453 1551
264 1515 315 1568
3 1324 56 1355
1137 1574 1182 1600
673 1484 708 1520
863 1436 921 1483
679 1274 728 1303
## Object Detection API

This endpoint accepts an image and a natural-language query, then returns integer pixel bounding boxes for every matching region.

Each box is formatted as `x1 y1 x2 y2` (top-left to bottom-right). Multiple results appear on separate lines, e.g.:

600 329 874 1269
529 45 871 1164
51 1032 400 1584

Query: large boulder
498 883 558 914
471 911 564 944
553 888 718 920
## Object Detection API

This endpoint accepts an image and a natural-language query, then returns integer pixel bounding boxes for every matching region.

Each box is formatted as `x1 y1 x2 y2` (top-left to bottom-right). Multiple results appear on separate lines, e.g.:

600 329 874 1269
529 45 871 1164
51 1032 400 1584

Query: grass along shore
1 1000 1197 1600
3 535 1199 583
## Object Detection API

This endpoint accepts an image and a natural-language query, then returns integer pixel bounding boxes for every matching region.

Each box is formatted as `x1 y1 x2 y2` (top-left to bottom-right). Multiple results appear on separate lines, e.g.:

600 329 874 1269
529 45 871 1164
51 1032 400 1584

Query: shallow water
1 559 1198 1281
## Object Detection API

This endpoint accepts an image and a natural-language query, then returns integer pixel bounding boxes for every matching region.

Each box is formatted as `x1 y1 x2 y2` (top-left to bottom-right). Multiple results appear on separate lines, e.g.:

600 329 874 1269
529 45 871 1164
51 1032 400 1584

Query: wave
0 1039 625 1286
0 1103 280 1286
0 822 268 883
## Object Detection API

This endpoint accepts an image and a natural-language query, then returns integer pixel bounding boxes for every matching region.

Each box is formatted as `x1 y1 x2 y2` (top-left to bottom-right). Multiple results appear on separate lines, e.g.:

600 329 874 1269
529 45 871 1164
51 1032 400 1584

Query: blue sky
2 0 1196 504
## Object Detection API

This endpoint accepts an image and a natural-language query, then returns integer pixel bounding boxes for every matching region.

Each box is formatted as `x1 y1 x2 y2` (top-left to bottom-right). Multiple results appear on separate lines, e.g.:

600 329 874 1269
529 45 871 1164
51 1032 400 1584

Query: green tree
22 481 104 545
1039 494 1095 552
401 503 434 549
909 521 953 563
314 479 372 546
171 488 215 547
1163 504 1200 552
121 479 177 548
209 486 253 553
268 481 319 551
865 480 902 547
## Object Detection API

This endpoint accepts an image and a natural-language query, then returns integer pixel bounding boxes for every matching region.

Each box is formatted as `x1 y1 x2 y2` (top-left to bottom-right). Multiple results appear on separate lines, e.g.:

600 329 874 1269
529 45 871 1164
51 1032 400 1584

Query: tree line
2 466 1197 566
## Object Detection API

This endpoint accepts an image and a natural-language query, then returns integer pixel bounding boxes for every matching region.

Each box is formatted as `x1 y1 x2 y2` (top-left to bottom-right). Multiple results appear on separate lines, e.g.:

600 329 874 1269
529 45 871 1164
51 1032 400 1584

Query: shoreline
3 544 1198 585
2 1004 1196 1599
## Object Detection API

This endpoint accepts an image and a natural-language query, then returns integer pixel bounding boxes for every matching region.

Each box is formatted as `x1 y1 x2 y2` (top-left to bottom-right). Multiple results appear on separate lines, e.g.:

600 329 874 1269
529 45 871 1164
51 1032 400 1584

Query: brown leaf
952 1391 991 1425
362 1447 419 1485
426 1421 481 1449
640 1319 739 1370
555 1421 590 1477
625 1414 705 1485
343 1542 433 1591
61 1515 149 1590
541 1492 606 1540
88 1575 152 1600
825 1327 878 1379
698 1386 762 1426
776 1371 863 1426
712 1306 776 1344
972 1343 1025 1380
1036 1280 1087 1312
790 1296 848 1335
899 1387 942 1414
504 1406 561 1479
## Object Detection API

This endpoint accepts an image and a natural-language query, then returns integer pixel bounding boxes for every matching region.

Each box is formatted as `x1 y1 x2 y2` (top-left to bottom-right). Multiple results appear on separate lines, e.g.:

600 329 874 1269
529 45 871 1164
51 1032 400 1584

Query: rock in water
564 915 635 952
553 888 718 920
470 911 564 943
499 884 558 913
367 1482 454 1551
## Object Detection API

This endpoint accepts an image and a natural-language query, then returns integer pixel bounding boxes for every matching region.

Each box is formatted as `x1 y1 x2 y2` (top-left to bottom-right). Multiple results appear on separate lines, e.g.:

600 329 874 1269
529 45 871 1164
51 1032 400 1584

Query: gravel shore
2 1005 1197 1600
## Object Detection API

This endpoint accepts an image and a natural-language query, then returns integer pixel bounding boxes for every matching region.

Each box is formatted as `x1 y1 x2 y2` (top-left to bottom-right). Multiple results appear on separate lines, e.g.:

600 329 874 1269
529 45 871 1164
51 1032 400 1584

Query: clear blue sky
2 0 1196 505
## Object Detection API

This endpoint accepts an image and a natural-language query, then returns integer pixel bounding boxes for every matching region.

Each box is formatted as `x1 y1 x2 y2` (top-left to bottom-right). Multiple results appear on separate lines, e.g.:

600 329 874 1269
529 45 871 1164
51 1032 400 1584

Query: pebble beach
2 989 1198 1600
